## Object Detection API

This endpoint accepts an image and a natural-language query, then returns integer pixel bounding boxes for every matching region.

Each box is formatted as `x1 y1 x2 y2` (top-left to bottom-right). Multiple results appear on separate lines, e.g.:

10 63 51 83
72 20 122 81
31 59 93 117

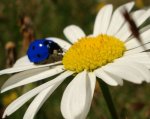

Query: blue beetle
27 39 62 64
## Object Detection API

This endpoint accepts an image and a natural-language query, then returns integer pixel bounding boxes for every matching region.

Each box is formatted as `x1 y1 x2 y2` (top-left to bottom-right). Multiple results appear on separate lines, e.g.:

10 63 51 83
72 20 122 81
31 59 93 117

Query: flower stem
97 79 119 119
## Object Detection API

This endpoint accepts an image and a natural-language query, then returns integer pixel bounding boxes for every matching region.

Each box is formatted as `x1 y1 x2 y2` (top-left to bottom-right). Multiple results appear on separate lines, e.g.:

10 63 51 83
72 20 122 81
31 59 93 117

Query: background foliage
0 0 150 119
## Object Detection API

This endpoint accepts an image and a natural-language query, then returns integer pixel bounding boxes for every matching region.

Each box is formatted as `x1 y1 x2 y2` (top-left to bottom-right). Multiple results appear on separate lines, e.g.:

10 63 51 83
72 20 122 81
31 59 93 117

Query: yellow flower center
63 34 126 73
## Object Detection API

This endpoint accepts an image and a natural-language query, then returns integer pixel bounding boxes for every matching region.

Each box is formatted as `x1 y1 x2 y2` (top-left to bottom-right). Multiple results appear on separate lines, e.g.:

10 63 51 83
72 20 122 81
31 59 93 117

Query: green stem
97 79 119 119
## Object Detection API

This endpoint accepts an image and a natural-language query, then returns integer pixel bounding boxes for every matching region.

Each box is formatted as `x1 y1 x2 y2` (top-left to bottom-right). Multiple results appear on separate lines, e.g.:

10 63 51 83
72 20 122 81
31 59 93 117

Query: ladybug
27 39 62 64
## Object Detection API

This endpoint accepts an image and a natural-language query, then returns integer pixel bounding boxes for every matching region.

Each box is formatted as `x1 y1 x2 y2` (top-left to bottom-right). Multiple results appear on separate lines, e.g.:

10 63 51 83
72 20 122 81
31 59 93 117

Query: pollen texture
63 34 126 73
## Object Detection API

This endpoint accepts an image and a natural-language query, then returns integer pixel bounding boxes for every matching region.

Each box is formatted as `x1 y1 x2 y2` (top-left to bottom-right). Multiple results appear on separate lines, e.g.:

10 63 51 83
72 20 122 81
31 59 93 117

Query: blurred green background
0 0 150 119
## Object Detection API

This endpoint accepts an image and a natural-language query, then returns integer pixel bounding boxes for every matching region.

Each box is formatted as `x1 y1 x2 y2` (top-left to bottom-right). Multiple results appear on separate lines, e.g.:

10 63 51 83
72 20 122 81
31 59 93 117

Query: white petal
104 72 123 86
46 37 71 50
125 28 150 50
140 24 150 33
141 63 150 69
61 71 96 119
3 83 59 119
88 72 96 95
13 56 33 67
94 68 118 86
80 72 96 118
124 52 150 57
107 2 134 35
125 52 150 59
115 10 146 41
93 5 113 36
132 10 146 20
122 52 150 62
23 80 63 119
2 71 73 118
1 65 64 93
1 67 49 90
115 60 150 83
125 43 150 55
0 60 62 75
63 25 86 44
136 9 150 27
128 24 150 41
116 52 150 68
103 63 143 84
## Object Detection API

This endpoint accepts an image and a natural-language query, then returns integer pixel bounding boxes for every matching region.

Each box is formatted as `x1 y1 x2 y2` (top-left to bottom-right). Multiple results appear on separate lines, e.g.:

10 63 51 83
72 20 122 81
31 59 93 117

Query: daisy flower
0 1 150 119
